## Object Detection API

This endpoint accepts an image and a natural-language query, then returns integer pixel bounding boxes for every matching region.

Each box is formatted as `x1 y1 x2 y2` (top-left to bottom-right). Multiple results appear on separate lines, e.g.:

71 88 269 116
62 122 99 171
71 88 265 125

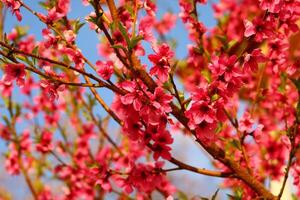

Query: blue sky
0 1 232 199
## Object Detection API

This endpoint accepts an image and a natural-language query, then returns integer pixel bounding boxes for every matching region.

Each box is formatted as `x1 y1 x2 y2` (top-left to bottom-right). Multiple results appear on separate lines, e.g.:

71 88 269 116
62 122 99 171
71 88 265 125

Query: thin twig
223 108 253 175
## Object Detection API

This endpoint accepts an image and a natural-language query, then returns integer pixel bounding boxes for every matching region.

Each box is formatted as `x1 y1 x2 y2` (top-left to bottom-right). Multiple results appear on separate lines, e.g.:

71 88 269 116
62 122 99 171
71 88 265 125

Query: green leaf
17 55 33 66
215 122 223 134
178 91 185 102
291 78 300 91
177 191 189 200
15 104 21 117
2 115 10 126
118 22 130 46
73 19 85 34
211 93 220 102
87 94 96 108
228 40 238 50
129 35 143 50
227 188 243 200
226 194 242 200
15 26 29 37
32 46 39 65
111 44 128 52
32 46 39 55
278 72 287 93
87 16 97 25
38 1 51 9
230 139 241 150
201 69 211 83
292 193 298 200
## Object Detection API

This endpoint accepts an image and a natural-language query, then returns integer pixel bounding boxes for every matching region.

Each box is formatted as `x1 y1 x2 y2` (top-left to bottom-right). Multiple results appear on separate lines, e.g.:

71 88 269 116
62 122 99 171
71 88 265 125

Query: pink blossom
5 143 20 175
0 80 13 97
2 0 22 21
96 60 114 80
120 81 144 111
155 13 177 34
42 28 57 48
7 28 18 40
152 143 171 160
82 0 89 6
2 63 26 87
63 30 76 43
151 87 173 113
148 43 174 82
36 130 53 153
185 101 216 129
244 49 267 72
244 17 276 42
139 15 156 43
195 121 217 144
143 0 157 16
244 20 256 38
209 55 241 82
259 0 282 13
40 80 65 102
153 130 173 145
20 130 31 152
239 112 254 133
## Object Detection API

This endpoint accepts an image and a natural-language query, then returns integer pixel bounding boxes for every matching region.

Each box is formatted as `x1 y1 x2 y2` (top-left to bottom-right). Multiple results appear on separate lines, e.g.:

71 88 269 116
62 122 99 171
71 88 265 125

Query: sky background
0 0 242 199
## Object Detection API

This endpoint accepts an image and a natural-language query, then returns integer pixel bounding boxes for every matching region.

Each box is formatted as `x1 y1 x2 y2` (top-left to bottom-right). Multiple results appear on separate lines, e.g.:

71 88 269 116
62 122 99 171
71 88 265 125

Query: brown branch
7 98 38 200
169 157 234 178
25 66 105 88
83 75 123 126
277 95 300 199
81 99 124 155
170 74 185 111
19 162 38 200
105 0 119 23
223 108 253 175
0 42 125 94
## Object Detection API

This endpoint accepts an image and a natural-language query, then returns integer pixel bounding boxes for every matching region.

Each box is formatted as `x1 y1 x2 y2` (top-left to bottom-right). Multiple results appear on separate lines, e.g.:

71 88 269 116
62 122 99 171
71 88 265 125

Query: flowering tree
0 0 300 199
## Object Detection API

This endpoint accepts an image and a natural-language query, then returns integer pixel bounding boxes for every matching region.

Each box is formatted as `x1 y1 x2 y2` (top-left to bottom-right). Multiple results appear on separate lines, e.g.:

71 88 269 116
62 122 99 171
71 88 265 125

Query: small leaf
87 94 96 108
211 93 220 102
215 122 223 134
32 46 39 65
177 191 189 200
226 194 242 200
17 55 33 66
201 69 211 83
227 188 243 200
129 35 143 50
228 40 238 50
118 22 130 46
38 1 51 9
2 116 10 127
292 193 298 200
87 16 98 24
111 44 127 52
230 139 241 150
73 19 85 34
278 72 287 93
15 104 21 117
291 78 300 91
32 46 39 55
